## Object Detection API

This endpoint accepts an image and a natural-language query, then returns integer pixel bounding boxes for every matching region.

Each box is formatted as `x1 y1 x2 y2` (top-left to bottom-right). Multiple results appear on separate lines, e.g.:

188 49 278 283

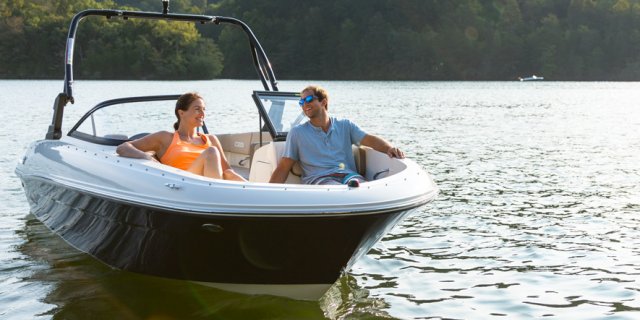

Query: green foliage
75 19 222 79
0 0 222 79
4 0 640 80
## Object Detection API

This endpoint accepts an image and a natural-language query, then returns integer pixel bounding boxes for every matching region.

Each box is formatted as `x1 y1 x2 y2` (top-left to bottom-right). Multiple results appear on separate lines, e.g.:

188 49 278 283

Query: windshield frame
252 91 306 141
67 94 190 146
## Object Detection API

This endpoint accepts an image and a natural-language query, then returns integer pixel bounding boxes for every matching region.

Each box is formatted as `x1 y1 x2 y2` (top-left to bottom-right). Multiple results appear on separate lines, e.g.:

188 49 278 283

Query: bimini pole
162 0 169 14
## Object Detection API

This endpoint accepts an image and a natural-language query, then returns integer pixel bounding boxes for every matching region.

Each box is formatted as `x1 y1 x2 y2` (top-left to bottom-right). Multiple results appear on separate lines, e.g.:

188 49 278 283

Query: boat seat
217 132 271 172
249 142 299 183
248 142 367 183
217 132 253 171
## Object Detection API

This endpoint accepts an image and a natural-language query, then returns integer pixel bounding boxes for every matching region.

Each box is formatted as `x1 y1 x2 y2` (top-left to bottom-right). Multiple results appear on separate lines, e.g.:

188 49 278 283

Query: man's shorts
311 172 366 185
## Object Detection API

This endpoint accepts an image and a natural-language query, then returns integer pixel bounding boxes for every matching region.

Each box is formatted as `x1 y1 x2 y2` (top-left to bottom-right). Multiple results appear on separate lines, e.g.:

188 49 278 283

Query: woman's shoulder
141 131 174 145
127 130 173 154
150 130 174 139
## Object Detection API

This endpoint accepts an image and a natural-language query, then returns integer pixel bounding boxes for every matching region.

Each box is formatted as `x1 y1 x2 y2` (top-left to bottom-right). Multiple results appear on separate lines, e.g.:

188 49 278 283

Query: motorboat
518 74 544 81
15 3 438 300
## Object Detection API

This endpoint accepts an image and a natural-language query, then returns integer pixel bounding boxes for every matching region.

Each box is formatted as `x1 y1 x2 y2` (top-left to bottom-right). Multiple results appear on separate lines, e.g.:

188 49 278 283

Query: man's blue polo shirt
283 117 367 184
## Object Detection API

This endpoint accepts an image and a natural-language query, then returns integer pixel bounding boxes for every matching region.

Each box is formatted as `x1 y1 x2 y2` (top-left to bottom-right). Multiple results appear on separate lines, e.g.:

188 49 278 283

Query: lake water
1 80 639 319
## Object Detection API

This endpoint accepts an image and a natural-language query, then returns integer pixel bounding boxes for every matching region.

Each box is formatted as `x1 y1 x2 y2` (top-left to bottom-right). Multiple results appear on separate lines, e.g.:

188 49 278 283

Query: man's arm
269 157 296 183
360 134 405 159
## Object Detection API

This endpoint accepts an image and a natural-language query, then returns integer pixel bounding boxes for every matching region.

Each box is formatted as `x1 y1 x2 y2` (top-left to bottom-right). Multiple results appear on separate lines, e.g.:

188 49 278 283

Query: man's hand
386 146 405 159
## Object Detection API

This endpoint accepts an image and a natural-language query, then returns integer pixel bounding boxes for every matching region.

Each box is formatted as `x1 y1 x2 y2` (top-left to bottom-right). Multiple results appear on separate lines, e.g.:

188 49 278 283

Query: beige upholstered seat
249 142 367 184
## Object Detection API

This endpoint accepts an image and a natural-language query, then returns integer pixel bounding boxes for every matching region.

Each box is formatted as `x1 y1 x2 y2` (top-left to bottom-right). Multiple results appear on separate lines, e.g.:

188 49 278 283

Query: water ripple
3 81 640 319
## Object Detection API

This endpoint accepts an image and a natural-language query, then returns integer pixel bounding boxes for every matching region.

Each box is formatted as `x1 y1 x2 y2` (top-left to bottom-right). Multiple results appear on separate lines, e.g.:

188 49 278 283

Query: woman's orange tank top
160 132 212 170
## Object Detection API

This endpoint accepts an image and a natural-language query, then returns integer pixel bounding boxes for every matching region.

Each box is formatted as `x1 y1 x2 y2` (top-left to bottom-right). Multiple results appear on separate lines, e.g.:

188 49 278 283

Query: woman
116 92 246 181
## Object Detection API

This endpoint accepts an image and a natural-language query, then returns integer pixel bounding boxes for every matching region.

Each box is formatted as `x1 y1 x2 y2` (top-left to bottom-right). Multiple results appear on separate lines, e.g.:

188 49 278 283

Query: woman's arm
116 131 170 162
116 142 158 161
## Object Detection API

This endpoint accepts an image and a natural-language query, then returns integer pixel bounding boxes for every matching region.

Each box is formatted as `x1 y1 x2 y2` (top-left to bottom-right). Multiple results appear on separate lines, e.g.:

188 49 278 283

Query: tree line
2 0 640 81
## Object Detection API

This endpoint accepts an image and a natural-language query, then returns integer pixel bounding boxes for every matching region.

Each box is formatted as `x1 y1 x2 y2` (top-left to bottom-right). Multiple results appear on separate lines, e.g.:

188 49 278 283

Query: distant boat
518 75 544 81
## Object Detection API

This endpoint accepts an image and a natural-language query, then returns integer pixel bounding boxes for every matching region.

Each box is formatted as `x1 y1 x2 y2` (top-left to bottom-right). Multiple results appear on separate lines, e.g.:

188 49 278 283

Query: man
269 85 405 186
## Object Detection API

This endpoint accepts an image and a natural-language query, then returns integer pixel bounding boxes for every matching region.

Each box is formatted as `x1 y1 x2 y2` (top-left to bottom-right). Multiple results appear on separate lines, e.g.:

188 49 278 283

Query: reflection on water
15 213 397 319
321 275 394 319
2 80 640 319
17 215 326 320
0 215 53 320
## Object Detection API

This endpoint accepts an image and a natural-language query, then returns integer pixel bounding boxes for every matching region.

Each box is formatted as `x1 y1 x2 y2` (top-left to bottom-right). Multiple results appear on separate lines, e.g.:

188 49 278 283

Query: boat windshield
67 91 304 145
67 95 202 145
253 91 307 141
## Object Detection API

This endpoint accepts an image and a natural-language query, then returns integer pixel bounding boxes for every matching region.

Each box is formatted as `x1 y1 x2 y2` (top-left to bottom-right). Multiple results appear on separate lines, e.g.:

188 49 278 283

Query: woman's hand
144 151 160 162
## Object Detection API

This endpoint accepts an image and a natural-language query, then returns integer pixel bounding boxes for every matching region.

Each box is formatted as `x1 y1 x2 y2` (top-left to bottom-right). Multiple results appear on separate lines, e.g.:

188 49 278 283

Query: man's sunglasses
298 95 318 106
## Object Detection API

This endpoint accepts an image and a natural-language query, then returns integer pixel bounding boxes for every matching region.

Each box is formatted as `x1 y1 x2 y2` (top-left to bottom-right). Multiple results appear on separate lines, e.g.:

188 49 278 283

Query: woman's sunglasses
298 95 318 106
